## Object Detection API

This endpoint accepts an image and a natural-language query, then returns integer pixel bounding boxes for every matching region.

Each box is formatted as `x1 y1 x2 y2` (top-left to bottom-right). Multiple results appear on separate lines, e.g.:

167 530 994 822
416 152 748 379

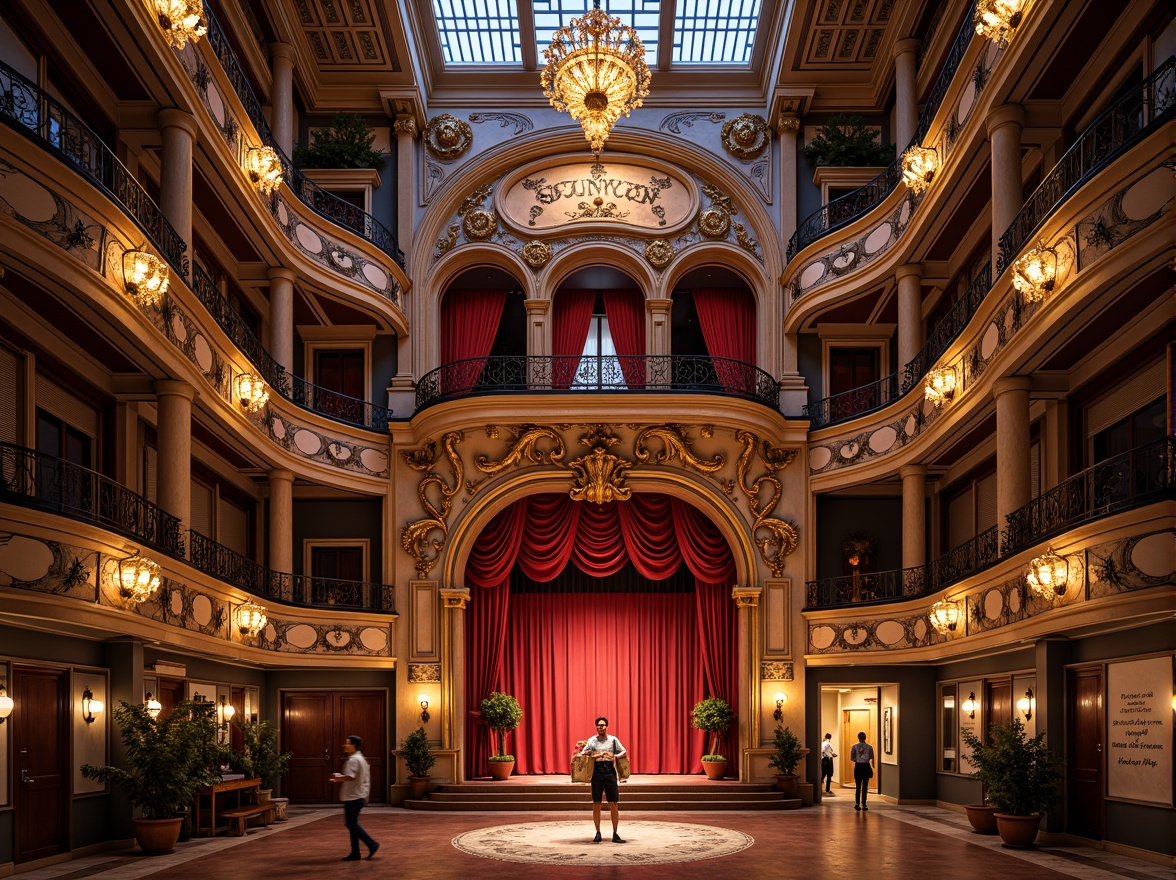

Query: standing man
820 732 837 795
578 716 626 843
330 734 380 860
850 730 875 811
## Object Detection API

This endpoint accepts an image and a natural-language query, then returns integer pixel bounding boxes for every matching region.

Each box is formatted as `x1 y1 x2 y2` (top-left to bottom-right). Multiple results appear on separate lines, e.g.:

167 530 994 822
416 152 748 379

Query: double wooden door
282 690 387 804
12 666 69 863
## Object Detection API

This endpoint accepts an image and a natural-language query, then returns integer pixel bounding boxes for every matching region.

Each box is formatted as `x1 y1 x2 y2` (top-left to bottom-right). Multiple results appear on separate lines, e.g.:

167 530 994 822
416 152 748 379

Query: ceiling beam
658 0 676 71
518 0 537 70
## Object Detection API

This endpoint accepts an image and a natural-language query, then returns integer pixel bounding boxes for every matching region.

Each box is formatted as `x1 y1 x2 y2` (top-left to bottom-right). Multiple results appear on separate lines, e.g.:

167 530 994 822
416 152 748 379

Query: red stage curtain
517 494 581 581
692 288 756 394
602 289 646 389
551 289 595 389
440 288 508 395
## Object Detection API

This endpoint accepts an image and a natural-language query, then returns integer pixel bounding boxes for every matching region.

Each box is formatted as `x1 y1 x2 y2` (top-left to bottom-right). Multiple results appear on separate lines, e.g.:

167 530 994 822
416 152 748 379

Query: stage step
405 781 802 812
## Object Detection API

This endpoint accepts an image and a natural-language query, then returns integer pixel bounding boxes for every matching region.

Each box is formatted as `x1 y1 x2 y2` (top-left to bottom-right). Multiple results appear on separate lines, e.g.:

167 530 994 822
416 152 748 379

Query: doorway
1067 666 1104 839
281 690 387 804
13 665 69 864
841 707 872 787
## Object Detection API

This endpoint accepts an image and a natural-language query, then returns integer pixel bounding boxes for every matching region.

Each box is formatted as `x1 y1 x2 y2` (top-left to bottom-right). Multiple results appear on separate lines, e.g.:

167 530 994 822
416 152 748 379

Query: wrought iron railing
997 57 1176 273
1003 438 1174 555
787 3 977 260
289 375 394 431
928 525 1000 588
0 441 183 556
804 372 899 429
902 263 992 393
202 6 404 268
0 59 189 276
415 354 780 410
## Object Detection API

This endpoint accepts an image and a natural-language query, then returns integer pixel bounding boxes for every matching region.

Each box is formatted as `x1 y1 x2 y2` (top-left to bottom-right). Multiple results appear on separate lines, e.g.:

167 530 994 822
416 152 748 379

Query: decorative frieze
761 661 794 681
408 663 442 683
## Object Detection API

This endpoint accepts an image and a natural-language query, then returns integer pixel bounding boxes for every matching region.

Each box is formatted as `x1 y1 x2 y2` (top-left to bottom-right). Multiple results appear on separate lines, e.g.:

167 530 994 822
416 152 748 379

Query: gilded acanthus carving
458 182 497 240
423 113 473 160
569 426 632 504
474 425 567 476
735 430 799 577
633 425 726 474
721 113 770 160
401 432 465 577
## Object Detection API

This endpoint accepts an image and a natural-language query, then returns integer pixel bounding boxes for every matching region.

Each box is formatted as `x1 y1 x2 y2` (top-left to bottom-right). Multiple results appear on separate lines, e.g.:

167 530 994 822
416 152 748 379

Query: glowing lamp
246 147 283 196
901 145 939 194
117 554 162 603
122 249 170 305
154 0 207 49
1026 548 1068 597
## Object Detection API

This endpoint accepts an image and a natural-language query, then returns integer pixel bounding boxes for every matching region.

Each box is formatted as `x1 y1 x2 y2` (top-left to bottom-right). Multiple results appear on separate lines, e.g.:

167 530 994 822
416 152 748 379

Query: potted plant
801 114 893 168
691 697 734 780
231 718 291 803
293 113 385 170
767 725 804 797
400 726 436 799
81 699 221 854
963 800 999 835
479 691 523 780
961 718 1062 848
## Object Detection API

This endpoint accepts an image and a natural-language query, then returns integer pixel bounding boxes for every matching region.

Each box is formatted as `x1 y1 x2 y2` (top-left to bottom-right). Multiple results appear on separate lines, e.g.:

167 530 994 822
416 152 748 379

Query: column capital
152 379 195 400
523 298 550 316
993 376 1032 397
985 103 1025 136
157 108 198 138
269 42 297 66
891 38 921 60
895 263 923 281
899 463 928 479
440 587 471 610
646 297 674 313
776 115 800 135
267 266 297 284
732 585 761 608
394 117 418 138
268 467 295 484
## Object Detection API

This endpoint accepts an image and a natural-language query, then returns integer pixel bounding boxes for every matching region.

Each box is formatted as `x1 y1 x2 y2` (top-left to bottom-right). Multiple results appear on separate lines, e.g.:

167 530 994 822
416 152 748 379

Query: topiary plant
480 691 523 762
293 112 385 170
400 726 436 778
768 724 804 776
801 113 893 167
691 697 734 760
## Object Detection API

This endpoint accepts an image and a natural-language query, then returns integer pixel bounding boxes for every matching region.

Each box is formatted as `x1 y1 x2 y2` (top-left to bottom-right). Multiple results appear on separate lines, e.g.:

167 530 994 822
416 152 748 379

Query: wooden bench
220 803 275 837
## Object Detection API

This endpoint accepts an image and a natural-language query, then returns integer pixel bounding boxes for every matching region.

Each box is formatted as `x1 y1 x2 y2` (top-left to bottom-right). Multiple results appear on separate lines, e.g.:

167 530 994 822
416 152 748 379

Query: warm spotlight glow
1026 548 1068 597
82 686 103 724
901 145 939 194
116 555 162 603
0 686 12 723
1017 688 1033 721
246 146 284 196
153 0 207 49
1012 242 1058 302
145 692 162 718
924 365 957 405
929 599 961 633
122 249 170 305
962 691 977 719
974 0 1025 48
235 601 268 637
235 373 270 413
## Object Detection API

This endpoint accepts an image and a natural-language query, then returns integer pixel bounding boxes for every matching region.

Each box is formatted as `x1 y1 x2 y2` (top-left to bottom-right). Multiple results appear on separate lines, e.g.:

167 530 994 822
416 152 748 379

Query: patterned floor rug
451 820 754 866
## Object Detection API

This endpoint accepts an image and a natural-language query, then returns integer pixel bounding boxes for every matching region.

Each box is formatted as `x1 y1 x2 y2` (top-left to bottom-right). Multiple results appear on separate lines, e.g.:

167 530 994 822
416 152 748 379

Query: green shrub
691 697 734 760
801 113 893 167
293 113 384 170
961 718 1062 816
768 725 804 776
480 691 523 759
400 726 436 778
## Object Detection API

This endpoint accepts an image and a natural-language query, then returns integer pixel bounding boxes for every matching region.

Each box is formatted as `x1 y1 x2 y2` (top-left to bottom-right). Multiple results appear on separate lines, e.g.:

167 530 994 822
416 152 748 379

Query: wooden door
986 680 1012 734
281 690 388 805
840 708 872 787
1067 666 1104 839
13 666 68 863
336 691 386 804
156 677 185 719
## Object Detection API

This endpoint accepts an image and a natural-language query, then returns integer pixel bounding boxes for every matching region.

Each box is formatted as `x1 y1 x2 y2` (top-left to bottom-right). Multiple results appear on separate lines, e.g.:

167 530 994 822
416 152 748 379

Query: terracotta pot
995 813 1042 848
964 804 999 834
488 759 515 780
701 759 728 780
775 774 799 797
257 788 273 804
408 775 431 799
132 817 183 855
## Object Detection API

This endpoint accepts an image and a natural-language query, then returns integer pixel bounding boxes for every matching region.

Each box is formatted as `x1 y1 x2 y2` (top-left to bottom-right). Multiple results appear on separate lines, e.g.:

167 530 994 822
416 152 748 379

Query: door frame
1065 663 1105 840
12 664 71 864
840 707 874 789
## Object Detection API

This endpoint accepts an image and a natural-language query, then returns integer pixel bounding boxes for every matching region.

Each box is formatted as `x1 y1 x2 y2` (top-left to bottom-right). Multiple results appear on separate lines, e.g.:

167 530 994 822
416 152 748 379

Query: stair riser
404 801 801 812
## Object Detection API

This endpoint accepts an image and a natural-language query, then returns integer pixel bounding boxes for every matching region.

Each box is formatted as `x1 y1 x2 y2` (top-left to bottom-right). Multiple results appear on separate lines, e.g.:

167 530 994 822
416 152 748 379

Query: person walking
330 734 380 860
578 716 627 843
820 732 837 794
850 731 875 810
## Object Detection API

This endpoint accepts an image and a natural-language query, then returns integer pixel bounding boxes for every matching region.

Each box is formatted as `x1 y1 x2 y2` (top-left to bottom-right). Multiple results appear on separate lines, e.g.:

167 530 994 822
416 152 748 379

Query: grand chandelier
541 1 651 155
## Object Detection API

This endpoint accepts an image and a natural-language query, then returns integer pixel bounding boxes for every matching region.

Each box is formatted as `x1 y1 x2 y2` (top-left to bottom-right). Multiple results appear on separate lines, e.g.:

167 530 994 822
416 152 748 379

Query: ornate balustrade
804 373 899 430
415 354 780 411
902 264 992 394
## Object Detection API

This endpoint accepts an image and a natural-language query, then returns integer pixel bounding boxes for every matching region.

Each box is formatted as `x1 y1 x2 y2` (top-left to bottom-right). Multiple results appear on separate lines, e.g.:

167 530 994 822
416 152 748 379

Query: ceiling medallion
698 207 732 239
721 114 770 160
644 239 674 269
424 114 473 160
522 240 553 269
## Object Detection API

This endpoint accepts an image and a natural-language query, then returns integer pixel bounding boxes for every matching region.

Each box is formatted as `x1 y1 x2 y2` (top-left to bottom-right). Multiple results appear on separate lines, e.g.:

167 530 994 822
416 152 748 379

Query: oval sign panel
498 157 698 238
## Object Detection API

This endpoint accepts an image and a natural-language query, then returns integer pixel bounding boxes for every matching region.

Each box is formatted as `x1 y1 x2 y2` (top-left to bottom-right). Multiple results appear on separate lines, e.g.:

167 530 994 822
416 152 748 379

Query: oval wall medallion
810 626 836 650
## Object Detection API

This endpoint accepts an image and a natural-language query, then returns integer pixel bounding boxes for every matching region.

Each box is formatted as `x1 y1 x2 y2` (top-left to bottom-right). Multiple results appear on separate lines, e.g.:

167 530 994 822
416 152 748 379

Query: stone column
269 43 296 157
393 117 417 276
893 39 921 149
986 105 1025 275
268 468 294 574
439 587 470 778
901 464 927 571
267 268 296 376
646 298 673 390
994 377 1032 541
154 380 194 535
777 116 800 250
157 109 197 276
732 586 761 782
896 264 924 375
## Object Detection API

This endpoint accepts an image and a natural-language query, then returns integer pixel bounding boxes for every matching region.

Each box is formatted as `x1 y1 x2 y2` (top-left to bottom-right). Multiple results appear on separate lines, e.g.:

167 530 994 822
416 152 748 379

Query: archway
463 492 738 779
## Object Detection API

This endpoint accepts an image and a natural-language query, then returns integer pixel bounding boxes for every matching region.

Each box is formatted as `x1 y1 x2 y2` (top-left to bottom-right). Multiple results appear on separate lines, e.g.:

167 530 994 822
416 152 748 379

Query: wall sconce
773 691 786 722
929 599 961 634
924 365 957 405
246 147 284 196
1026 547 1068 597
115 554 163 604
145 692 162 719
901 145 938 194
153 0 207 49
0 686 12 724
122 248 170 306
1017 688 1034 721
82 686 103 724
974 0 1024 49
219 695 236 729
235 601 268 638
1012 242 1058 302
419 693 430 723
235 373 270 413
962 691 977 719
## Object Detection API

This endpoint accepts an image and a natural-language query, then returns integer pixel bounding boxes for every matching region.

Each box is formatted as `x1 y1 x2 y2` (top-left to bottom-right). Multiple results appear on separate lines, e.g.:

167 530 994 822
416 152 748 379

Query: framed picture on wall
883 706 893 755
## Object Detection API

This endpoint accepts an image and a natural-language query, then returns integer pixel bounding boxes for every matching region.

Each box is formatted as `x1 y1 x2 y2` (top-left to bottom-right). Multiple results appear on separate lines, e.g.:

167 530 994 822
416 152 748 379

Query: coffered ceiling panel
293 0 397 70
801 0 895 69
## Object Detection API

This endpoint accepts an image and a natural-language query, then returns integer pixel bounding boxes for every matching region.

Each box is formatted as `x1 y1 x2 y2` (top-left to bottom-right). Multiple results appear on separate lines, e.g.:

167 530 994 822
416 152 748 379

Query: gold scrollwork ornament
644 239 674 269
721 113 770 160
698 207 731 239
424 113 473 160
522 240 553 269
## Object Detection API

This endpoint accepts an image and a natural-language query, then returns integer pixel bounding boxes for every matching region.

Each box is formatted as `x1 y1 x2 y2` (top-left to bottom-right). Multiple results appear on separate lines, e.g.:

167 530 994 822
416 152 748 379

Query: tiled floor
14 796 1172 880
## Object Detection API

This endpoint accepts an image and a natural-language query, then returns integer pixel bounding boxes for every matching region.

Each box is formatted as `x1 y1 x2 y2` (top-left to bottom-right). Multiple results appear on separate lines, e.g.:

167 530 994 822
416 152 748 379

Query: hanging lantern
974 0 1025 49
929 599 960 634
235 373 270 413
1012 242 1057 302
153 0 207 49
924 365 957 405
122 249 170 305
1026 548 1068 597
901 145 939 194
246 147 283 196
116 554 162 603
235 601 268 637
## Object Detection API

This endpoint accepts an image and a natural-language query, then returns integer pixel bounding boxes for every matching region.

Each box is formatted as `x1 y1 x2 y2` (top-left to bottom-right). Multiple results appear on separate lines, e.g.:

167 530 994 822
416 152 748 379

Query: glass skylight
672 0 761 64
533 0 660 66
433 0 522 64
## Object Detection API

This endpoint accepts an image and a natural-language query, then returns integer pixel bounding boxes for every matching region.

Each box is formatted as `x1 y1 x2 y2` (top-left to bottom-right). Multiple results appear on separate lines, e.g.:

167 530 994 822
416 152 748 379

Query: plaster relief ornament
721 114 770 160
423 113 473 160
522 240 553 269
458 182 497 240
698 207 732 239
644 238 674 269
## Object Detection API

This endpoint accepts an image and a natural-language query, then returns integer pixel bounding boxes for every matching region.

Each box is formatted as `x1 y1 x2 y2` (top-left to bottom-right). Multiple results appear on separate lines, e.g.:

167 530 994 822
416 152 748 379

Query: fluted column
732 586 761 781
268 468 294 574
439 587 470 777
157 109 197 276
901 464 927 570
269 43 296 156
995 377 1032 541
896 264 924 373
394 117 417 276
777 116 800 249
986 104 1025 274
893 39 921 149
267 268 296 375
154 380 194 535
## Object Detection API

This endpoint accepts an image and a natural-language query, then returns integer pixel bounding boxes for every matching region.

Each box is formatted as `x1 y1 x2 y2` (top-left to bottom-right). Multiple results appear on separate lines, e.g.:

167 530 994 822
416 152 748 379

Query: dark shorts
591 765 620 803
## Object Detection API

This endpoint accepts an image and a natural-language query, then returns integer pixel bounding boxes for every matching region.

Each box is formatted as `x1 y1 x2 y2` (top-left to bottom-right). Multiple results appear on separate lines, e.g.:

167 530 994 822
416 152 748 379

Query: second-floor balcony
415 354 781 411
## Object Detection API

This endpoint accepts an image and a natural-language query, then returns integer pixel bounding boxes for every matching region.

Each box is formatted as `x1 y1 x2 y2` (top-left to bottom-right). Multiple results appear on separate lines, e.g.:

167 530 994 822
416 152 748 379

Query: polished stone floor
14 796 1172 880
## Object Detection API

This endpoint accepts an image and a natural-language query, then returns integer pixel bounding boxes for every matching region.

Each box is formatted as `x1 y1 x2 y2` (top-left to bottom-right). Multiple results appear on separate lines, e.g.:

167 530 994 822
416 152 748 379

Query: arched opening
672 266 758 394
463 492 738 779
551 267 646 389
439 266 526 392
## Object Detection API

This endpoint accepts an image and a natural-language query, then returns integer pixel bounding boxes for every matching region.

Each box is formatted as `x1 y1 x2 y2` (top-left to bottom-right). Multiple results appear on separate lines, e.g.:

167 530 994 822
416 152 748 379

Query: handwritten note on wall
1106 656 1174 805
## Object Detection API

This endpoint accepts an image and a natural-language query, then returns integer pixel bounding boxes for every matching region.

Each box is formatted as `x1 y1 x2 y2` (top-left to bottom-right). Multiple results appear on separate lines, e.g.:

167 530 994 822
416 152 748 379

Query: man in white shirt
820 732 837 794
330 735 380 860
849 731 875 810
577 716 627 843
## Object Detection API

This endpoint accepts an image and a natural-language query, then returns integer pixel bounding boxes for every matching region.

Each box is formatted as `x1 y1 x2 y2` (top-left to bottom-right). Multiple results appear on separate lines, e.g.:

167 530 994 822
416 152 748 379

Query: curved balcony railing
0 441 184 556
787 3 977 260
0 59 188 276
997 57 1175 273
202 6 404 268
415 354 780 411
1003 438 1174 555
902 263 992 394
804 372 899 429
